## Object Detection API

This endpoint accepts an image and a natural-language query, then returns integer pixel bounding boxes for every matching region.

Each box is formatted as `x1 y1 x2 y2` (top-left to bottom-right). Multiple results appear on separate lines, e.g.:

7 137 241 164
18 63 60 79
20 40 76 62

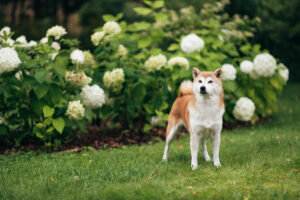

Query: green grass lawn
1 84 300 200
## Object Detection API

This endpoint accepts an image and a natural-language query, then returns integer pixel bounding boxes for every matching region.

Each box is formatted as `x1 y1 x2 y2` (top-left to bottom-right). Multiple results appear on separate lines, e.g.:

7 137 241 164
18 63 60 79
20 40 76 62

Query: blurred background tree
0 0 299 81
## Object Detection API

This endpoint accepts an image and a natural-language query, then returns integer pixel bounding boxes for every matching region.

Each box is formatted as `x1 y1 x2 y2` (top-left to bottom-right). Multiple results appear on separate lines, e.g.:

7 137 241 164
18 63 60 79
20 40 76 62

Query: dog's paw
204 156 212 162
191 165 198 171
214 162 221 168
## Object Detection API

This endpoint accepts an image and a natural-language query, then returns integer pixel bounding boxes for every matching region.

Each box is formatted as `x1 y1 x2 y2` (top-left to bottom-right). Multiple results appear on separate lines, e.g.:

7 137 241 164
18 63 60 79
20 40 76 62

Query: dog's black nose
200 86 206 92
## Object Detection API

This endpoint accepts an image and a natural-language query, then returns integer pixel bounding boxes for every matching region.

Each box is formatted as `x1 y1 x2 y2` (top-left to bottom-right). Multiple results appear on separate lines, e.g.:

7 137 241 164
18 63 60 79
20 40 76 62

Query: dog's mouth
200 91 209 95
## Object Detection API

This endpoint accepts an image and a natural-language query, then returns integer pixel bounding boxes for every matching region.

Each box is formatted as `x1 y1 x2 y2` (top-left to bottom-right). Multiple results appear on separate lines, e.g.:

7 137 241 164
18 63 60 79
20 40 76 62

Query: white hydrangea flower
278 63 289 82
65 71 92 88
46 25 67 40
66 100 85 120
15 71 22 80
91 31 105 46
81 84 105 109
115 44 128 57
16 35 27 44
240 60 254 74
40 37 48 44
81 51 95 69
180 33 205 54
233 97 255 121
103 21 121 36
253 53 276 77
5 38 14 46
145 54 167 72
167 56 189 69
51 42 60 51
0 26 11 36
51 53 58 61
150 116 164 126
70 49 84 65
221 64 236 80
103 68 125 93
27 40 37 47
0 47 21 73
0 116 5 124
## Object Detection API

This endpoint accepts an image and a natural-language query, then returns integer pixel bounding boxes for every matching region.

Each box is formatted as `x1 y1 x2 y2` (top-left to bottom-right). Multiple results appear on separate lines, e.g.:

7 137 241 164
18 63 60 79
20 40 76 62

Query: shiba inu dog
162 67 224 170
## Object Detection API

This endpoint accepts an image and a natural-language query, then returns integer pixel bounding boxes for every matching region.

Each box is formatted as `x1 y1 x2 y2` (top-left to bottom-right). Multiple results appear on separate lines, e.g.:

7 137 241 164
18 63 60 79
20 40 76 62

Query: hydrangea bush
0 0 288 148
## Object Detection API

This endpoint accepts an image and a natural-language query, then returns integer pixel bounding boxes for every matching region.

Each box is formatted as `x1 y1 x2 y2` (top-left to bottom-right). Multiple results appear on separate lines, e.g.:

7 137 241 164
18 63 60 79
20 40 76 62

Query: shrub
0 0 288 149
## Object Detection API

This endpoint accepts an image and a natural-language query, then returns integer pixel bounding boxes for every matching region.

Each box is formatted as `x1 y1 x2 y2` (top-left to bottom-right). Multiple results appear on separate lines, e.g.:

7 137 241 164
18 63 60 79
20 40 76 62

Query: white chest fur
188 96 224 136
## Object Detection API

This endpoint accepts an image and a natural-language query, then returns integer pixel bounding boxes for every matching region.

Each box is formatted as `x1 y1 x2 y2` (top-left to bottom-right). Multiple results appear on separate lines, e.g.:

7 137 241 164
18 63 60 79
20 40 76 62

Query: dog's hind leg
162 116 180 161
201 139 211 162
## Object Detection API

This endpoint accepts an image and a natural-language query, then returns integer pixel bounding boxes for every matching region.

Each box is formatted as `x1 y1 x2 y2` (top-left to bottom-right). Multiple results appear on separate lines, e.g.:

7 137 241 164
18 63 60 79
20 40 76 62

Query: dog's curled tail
178 80 193 97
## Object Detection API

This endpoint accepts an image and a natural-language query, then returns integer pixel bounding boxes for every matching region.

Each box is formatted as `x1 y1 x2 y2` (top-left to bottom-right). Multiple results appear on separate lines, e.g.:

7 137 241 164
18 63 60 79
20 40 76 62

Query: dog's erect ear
193 67 201 79
214 68 222 79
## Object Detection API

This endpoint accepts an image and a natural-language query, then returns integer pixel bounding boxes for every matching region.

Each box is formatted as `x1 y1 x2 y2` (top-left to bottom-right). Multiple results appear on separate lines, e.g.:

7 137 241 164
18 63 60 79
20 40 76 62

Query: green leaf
134 7 152 15
134 83 146 103
34 69 48 83
144 0 153 6
154 13 168 23
35 132 44 139
34 84 49 99
143 124 152 133
52 117 65 134
138 36 152 48
43 106 54 117
167 43 179 51
152 1 164 8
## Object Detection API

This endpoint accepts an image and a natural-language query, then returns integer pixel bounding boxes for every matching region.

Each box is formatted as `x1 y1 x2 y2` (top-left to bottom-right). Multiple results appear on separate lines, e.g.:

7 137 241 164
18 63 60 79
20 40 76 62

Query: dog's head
192 67 223 97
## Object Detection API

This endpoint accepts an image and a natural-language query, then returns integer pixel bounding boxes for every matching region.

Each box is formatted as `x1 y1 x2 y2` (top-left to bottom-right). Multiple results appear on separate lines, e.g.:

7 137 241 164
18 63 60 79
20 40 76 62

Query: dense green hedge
0 0 288 149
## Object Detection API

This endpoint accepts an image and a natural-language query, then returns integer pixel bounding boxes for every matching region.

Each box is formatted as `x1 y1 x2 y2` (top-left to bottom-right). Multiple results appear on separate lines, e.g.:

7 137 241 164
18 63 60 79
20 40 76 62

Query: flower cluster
221 64 236 80
91 21 121 46
46 25 67 40
103 68 125 93
70 49 85 65
180 34 205 54
0 47 21 73
65 71 92 88
145 54 167 72
91 31 105 46
0 26 10 37
81 85 106 109
240 60 254 74
253 53 276 77
66 100 85 120
82 51 95 68
150 116 164 126
167 57 189 69
233 97 255 121
103 21 121 36
115 44 128 57
278 63 289 82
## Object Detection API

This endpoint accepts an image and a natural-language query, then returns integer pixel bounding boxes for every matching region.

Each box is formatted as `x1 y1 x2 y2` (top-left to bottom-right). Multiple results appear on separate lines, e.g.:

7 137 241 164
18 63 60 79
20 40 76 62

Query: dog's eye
208 80 213 83
199 80 202 83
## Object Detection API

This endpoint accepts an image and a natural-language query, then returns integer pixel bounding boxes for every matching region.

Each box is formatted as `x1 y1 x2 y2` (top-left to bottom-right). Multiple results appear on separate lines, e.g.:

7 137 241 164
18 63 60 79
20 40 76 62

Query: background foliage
0 0 299 81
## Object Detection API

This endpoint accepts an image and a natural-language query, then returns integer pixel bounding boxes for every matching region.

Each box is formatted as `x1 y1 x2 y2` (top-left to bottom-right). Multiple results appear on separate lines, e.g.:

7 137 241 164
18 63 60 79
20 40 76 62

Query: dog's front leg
190 132 200 170
212 129 221 168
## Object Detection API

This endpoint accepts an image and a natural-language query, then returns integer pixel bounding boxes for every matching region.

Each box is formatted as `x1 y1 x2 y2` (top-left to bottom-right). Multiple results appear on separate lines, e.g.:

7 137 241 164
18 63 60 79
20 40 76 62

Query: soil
0 118 266 154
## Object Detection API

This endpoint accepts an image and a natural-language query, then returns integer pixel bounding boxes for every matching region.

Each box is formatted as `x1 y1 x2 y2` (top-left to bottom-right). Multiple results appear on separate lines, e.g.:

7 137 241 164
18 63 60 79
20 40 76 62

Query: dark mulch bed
0 118 267 154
